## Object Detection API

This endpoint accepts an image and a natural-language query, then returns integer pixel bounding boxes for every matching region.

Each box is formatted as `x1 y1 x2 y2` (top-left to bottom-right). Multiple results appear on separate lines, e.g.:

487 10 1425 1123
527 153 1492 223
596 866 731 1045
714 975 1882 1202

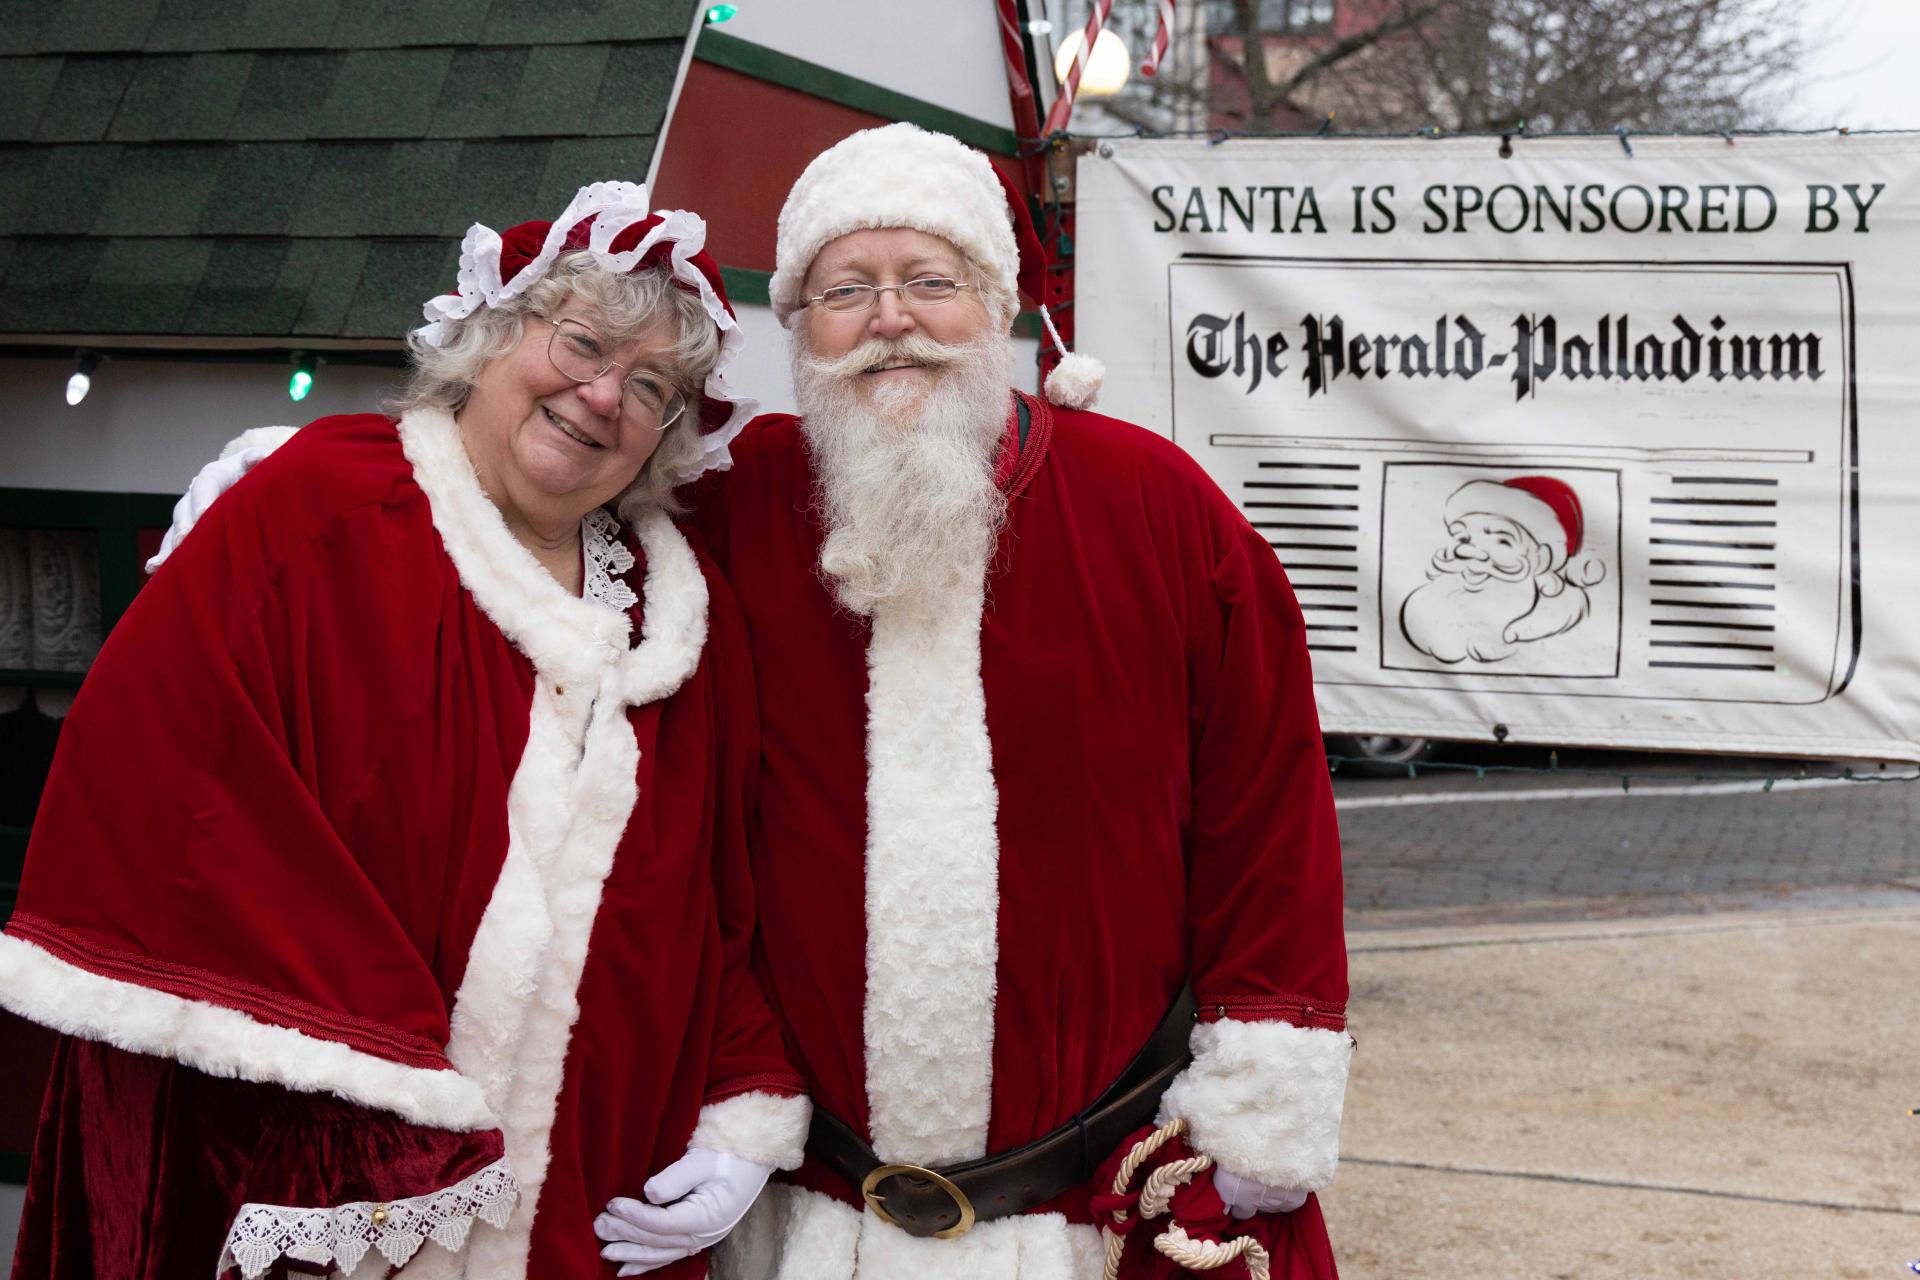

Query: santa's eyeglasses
805 278 973 313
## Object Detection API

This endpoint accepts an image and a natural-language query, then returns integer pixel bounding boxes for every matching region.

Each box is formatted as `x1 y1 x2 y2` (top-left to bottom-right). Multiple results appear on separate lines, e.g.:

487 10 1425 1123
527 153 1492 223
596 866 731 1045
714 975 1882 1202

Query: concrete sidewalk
1319 907 1920 1278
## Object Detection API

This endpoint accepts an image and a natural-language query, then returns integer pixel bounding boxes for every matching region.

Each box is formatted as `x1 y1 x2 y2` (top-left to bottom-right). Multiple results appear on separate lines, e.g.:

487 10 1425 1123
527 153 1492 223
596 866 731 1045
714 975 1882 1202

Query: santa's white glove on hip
144 446 271 573
595 1147 772 1276
1212 1166 1309 1218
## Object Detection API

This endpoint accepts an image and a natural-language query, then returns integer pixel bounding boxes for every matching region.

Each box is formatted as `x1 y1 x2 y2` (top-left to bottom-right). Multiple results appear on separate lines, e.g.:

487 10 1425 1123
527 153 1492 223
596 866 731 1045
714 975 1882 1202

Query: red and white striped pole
995 0 1043 138
1140 0 1176 77
1042 0 1114 136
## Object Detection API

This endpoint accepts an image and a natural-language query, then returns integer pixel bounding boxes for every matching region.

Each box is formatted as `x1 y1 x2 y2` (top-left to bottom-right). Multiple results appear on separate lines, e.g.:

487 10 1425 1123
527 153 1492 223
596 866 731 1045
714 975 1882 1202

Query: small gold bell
371 1206 390 1226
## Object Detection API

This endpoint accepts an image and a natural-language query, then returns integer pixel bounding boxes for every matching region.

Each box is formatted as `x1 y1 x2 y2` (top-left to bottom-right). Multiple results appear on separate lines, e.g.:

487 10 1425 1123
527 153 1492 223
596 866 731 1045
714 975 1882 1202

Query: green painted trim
1013 312 1042 340
695 29 1020 155
719 266 772 308
3 488 178 629
0 669 83 689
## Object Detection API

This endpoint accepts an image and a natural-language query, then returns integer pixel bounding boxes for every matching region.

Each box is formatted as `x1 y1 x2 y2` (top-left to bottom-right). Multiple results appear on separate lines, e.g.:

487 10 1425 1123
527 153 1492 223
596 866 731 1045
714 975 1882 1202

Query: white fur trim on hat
1444 479 1569 560
770 123 1020 325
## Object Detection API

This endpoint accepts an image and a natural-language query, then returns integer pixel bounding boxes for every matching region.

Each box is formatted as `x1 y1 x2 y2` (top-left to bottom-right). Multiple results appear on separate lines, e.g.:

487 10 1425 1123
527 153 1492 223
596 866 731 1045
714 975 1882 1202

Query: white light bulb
65 371 90 406
1053 28 1131 98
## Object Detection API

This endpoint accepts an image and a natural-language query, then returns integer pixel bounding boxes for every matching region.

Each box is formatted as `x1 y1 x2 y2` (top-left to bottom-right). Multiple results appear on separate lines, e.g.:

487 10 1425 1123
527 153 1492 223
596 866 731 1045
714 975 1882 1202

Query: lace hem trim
582 507 639 613
216 1156 518 1279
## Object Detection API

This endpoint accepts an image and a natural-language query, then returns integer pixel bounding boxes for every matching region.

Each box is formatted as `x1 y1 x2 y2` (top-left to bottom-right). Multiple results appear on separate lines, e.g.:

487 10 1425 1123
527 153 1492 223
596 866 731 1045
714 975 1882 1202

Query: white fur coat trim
403 405 710 1275
689 1091 813 1171
713 1183 1104 1280
0 932 495 1131
397 408 632 690
1155 1016 1354 1190
861 577 1001 1167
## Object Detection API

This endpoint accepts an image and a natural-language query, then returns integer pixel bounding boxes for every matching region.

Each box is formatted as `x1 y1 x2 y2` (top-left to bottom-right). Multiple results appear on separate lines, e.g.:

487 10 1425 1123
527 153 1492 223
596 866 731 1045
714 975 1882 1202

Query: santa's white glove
1212 1166 1309 1219
595 1147 772 1276
144 446 272 573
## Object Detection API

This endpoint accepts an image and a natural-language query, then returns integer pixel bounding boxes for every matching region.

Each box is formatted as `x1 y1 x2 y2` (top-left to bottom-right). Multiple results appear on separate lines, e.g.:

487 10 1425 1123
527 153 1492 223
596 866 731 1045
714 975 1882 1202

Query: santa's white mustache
806 332 970 382
1431 545 1531 582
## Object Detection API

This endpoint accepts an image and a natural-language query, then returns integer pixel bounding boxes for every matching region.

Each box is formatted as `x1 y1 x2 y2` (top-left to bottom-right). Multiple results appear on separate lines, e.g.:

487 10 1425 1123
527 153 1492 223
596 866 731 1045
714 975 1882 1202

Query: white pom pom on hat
771 121 1102 409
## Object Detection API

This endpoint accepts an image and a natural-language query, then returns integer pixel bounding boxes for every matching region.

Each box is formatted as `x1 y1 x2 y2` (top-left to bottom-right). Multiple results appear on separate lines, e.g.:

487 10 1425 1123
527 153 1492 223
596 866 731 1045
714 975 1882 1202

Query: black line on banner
1244 482 1361 491
1650 538 1777 550
1648 580 1776 591
1650 660 1776 671
1650 640 1775 652
1652 518 1778 528
1650 620 1775 631
1649 558 1777 569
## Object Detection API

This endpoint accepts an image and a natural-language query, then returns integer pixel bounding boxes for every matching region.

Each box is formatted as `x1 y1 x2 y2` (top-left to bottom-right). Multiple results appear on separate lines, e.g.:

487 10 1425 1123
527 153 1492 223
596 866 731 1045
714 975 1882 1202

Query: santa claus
1400 476 1607 664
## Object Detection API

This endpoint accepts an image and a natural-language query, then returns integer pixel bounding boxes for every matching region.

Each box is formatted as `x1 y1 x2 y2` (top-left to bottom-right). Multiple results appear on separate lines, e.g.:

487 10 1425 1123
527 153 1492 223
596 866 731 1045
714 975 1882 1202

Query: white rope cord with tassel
1099 1118 1273 1280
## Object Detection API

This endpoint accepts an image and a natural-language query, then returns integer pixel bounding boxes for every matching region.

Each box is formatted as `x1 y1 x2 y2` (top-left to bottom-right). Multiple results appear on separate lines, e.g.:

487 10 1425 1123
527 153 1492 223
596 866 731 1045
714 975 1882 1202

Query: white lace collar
581 507 638 613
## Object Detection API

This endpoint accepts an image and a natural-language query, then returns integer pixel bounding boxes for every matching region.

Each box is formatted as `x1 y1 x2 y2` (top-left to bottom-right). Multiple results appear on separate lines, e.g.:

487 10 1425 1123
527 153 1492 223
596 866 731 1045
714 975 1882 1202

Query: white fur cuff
690 1090 813 1171
1156 1017 1354 1190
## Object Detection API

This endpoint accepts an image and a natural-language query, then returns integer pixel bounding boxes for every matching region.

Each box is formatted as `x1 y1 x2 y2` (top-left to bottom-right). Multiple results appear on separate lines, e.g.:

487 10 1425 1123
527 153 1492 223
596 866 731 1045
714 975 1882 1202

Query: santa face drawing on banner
1400 475 1607 664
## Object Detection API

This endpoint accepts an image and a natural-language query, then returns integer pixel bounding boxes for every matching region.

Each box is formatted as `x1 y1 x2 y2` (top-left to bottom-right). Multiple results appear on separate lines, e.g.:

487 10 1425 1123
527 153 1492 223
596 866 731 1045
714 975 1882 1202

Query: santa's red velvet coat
696 393 1352 1280
0 412 808 1279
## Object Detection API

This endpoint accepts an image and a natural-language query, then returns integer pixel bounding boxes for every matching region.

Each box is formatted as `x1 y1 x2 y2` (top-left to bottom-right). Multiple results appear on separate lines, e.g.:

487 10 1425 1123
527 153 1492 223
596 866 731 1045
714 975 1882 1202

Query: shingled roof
0 0 700 342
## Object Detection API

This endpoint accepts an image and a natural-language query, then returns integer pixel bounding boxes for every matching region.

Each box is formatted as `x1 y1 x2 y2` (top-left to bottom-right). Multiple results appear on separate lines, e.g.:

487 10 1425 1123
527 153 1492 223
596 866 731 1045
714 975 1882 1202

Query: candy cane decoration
996 0 1041 136
1140 0 1176 77
1042 0 1114 135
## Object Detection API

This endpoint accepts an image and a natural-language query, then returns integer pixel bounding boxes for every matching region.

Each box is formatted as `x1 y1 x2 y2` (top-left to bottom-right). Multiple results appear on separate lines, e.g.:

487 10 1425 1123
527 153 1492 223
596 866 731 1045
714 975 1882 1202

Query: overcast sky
1786 0 1920 129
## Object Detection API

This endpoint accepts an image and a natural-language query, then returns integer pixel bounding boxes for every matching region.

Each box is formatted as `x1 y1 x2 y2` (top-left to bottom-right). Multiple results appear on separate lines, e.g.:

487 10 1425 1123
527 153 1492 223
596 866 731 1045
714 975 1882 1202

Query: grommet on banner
1613 125 1634 157
1207 128 1229 146
1720 130 1736 146
1498 133 1513 159
1316 111 1335 136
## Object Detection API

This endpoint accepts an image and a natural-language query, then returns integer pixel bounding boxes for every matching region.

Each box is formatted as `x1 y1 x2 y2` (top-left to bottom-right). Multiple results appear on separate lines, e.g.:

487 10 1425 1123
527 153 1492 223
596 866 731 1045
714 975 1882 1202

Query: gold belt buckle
860 1162 978 1239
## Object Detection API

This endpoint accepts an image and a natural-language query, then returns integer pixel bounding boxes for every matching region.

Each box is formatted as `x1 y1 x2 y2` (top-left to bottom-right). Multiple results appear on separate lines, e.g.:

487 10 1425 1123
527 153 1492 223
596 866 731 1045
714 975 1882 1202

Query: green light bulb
289 369 313 401
705 4 738 23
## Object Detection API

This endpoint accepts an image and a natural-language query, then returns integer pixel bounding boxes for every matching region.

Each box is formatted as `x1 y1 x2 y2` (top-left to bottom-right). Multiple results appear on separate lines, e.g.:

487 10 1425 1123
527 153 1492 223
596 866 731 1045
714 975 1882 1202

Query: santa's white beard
1401 571 1539 663
793 328 1015 617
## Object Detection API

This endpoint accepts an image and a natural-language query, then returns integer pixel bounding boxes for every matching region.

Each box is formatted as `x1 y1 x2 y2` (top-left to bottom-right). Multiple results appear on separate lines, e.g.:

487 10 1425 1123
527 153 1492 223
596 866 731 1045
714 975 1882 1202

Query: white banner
1075 134 1920 760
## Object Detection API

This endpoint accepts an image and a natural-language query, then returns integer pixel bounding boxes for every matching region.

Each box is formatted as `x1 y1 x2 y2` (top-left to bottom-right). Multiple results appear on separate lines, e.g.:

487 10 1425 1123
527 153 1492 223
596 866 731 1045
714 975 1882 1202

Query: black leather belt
807 986 1197 1239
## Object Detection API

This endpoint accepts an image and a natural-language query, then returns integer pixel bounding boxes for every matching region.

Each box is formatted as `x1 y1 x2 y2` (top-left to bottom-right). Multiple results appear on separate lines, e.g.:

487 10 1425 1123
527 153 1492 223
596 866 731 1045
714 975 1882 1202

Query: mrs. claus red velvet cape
0 412 807 1279
696 394 1352 1280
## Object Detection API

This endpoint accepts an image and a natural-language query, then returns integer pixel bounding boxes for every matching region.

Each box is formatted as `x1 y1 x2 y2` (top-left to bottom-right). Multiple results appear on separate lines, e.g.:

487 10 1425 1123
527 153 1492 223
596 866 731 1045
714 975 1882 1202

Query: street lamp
1053 27 1131 98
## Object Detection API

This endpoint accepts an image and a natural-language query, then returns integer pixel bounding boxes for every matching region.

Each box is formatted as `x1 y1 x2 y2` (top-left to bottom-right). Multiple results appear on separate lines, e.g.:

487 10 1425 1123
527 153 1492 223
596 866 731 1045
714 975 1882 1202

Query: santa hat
768 122 1104 410
414 181 756 481
1445 476 1585 565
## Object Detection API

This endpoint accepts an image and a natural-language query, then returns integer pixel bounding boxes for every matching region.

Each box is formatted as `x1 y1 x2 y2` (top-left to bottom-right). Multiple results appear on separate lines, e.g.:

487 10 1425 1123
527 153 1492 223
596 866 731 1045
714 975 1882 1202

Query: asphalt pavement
1322 749 1920 1279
